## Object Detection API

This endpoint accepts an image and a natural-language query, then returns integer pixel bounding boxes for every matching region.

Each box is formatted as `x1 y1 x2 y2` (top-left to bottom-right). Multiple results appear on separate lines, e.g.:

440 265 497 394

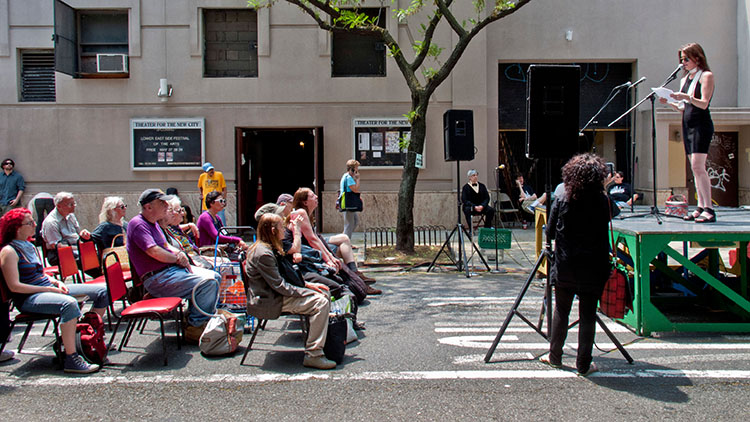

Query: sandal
683 207 703 221
695 208 716 223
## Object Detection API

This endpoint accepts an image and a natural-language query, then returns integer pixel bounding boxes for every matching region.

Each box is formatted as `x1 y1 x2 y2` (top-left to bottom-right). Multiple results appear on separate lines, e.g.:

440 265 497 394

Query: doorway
235 128 324 227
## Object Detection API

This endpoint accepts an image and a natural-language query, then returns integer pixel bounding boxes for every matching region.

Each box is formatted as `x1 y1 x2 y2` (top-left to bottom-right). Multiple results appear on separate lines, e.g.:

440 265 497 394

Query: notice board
131 118 205 170
353 118 423 168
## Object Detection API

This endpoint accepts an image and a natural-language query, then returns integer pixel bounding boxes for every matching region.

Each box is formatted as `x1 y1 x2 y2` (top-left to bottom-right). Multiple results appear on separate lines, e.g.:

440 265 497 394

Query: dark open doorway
235 128 324 227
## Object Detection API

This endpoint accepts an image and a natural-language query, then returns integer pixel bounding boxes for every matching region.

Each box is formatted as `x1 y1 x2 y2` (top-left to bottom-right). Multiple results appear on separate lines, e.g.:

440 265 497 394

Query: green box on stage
477 228 511 249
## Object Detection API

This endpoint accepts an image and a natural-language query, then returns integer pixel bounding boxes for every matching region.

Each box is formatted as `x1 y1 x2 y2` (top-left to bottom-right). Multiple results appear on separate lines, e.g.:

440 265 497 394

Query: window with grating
20 50 56 102
331 8 386 77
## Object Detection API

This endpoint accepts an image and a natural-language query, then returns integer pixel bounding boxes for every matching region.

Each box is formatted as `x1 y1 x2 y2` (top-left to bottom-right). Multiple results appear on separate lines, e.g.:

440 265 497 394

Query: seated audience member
245 213 336 370
461 169 495 229
276 193 294 219
166 188 195 224
91 196 127 252
0 208 107 374
197 191 248 250
126 189 220 329
26 192 54 244
606 171 639 209
159 197 214 270
289 188 380 293
516 174 547 215
41 192 99 276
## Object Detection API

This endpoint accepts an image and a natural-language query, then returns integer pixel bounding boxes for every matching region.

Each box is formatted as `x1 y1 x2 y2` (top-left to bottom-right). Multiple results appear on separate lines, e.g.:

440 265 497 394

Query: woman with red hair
0 208 107 374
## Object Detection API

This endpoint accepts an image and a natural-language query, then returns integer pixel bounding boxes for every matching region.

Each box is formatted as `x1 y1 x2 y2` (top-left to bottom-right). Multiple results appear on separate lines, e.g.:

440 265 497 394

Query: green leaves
334 9 377 28
394 0 425 22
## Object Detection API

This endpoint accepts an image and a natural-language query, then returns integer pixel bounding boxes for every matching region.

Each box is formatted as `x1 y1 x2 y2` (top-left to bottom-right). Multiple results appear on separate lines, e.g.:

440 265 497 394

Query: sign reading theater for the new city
131 118 205 170
353 117 423 169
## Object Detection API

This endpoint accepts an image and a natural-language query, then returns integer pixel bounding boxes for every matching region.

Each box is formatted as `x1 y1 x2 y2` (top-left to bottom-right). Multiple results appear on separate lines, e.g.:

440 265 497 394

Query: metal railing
363 225 448 261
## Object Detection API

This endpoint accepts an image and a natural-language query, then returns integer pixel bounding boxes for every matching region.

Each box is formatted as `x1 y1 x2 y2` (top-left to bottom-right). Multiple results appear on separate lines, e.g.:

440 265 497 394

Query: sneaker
0 350 15 362
577 362 598 377
526 205 535 213
539 353 562 369
64 353 100 374
303 355 337 370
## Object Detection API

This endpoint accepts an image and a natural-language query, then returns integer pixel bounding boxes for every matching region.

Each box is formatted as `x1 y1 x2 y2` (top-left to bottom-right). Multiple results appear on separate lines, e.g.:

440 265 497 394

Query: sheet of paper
651 87 685 103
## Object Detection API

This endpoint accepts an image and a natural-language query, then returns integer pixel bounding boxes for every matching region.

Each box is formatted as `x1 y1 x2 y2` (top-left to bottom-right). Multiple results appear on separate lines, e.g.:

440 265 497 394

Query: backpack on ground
75 311 108 365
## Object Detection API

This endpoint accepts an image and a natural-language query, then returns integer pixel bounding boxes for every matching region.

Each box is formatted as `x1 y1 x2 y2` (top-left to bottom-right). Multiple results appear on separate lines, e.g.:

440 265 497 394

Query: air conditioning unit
96 54 129 73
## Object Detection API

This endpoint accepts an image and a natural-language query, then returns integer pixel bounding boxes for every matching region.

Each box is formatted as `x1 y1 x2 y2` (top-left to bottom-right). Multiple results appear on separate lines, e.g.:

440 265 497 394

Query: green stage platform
612 207 750 335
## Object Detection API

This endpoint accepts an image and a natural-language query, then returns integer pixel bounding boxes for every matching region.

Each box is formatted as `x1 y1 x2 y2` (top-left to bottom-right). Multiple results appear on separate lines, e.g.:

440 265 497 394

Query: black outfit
90 221 126 253
680 76 714 154
607 182 634 203
461 182 494 228
545 190 612 373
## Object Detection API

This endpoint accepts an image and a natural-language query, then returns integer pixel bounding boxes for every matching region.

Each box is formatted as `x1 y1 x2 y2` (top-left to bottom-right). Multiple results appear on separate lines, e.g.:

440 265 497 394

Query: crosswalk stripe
4 369 750 387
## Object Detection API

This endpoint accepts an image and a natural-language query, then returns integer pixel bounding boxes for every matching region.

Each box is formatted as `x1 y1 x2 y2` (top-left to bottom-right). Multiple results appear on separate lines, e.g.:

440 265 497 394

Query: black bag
275 253 306 288
339 191 363 212
323 316 347 364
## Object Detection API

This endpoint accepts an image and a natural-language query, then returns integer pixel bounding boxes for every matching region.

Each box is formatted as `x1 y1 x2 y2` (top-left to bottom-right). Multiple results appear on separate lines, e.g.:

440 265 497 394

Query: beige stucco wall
2 0 750 232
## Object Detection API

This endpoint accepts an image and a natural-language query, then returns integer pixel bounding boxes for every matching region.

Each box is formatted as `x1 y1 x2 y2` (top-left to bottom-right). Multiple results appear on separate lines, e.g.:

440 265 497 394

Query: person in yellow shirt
198 162 227 224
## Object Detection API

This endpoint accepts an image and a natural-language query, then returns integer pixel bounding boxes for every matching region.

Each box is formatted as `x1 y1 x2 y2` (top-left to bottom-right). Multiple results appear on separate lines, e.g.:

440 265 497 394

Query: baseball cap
202 162 215 172
139 189 173 206
254 203 284 221
276 193 293 205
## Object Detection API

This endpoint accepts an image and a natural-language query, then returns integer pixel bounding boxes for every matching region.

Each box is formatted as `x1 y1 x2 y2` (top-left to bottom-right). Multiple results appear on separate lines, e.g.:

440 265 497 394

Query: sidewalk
336 223 543 274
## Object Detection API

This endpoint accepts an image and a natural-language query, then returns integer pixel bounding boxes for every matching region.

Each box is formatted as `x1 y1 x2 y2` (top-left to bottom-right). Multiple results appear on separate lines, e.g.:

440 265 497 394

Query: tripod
610 65 684 224
428 160 489 277
484 160 634 365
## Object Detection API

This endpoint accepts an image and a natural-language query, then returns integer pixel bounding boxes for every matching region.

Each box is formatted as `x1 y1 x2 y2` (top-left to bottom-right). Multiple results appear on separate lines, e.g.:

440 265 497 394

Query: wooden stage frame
612 207 750 336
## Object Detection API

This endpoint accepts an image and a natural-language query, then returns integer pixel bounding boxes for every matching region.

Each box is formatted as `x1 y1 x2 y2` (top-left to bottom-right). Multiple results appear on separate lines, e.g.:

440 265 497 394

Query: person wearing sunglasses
0 158 25 218
91 196 128 253
196 191 247 250
660 43 716 223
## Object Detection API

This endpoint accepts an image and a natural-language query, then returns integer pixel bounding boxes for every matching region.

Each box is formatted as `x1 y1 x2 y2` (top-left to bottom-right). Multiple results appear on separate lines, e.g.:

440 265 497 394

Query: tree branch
434 0 465 38
410 9 443 72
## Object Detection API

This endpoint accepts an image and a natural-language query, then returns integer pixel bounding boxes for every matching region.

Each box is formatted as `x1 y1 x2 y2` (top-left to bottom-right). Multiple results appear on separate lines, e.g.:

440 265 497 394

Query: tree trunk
396 97 428 253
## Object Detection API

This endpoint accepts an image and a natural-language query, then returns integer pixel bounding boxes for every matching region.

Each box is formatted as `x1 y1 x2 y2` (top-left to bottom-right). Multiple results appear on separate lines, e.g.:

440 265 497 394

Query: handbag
192 279 243 356
664 194 688 217
339 191 363 212
600 203 633 319
323 316 347 364
102 233 129 271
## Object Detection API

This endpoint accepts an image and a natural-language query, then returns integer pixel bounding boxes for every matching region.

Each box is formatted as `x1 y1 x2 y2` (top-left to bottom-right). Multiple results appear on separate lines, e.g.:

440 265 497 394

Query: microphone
628 76 647 89
668 63 684 80
614 81 631 90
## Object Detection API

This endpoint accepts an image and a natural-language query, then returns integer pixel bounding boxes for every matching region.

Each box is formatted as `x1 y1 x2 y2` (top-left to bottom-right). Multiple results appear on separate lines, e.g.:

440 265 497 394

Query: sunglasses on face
218 199 226 204
21 220 36 226
2 162 12 166
116 204 127 210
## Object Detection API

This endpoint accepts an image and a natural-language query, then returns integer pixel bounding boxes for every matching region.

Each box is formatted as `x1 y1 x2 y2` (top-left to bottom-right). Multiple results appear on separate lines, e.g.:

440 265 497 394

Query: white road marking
435 325 631 333
438 336 750 350
3 369 750 387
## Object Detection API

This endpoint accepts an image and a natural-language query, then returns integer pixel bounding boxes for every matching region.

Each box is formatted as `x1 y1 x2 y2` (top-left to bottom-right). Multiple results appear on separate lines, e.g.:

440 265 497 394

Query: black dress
680 75 714 154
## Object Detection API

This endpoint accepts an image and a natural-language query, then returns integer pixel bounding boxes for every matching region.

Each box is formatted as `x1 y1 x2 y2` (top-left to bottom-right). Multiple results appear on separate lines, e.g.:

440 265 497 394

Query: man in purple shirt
127 189 220 327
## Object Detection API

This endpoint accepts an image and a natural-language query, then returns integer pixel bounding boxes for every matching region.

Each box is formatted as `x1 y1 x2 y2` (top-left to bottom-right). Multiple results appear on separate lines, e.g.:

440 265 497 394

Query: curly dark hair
562 153 607 200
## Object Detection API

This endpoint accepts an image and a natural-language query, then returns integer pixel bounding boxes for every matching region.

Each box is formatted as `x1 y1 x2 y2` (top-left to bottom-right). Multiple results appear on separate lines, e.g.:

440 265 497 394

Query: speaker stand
428 160 489 277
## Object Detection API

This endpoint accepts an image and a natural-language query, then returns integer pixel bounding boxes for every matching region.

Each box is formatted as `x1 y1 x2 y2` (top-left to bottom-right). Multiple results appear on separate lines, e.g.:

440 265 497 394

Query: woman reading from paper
539 153 613 376
660 43 715 223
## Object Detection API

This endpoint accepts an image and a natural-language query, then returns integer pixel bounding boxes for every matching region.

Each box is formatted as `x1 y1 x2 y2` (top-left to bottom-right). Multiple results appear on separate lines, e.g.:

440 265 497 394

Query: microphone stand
609 67 682 224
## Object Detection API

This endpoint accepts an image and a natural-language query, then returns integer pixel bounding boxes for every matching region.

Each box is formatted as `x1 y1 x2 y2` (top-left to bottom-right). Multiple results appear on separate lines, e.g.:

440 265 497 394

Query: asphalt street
1 228 749 420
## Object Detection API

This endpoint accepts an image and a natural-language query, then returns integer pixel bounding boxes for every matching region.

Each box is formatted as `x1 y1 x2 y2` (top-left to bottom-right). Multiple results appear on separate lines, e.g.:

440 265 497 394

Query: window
203 9 258 78
332 8 386 77
53 0 129 78
20 50 56 102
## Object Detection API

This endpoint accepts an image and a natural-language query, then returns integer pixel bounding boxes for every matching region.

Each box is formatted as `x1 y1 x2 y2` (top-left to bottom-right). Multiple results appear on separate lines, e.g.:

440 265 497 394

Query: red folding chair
56 243 81 283
0 268 62 357
77 239 107 284
103 252 184 366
